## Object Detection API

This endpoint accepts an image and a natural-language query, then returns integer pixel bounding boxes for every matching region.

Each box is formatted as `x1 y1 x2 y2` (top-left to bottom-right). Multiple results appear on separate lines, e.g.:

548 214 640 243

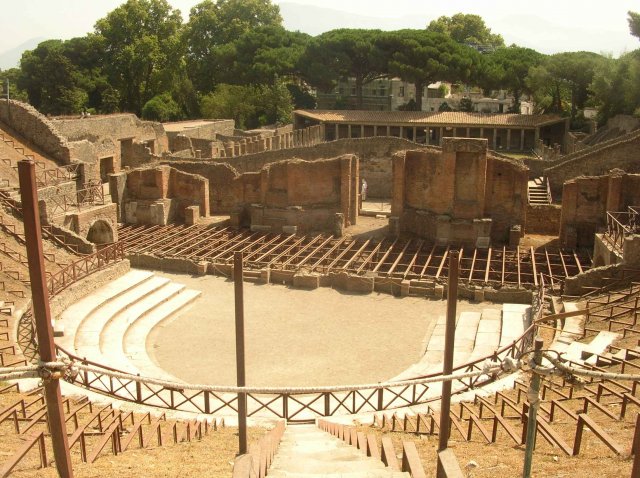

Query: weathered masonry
390 138 528 246
293 110 569 153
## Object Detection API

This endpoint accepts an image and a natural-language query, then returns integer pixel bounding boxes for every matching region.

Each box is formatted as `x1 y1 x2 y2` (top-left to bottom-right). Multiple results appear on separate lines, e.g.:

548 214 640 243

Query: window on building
399 86 405 97
379 88 386 96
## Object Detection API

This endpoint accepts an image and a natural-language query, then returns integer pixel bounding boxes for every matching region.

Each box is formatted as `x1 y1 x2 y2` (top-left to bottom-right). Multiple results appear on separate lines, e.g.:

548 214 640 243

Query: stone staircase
392 304 530 382
57 269 201 379
527 176 551 205
268 424 409 477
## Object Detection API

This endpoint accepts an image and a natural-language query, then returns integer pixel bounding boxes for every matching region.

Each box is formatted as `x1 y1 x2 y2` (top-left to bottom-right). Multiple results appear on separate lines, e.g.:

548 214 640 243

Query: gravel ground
148 272 499 387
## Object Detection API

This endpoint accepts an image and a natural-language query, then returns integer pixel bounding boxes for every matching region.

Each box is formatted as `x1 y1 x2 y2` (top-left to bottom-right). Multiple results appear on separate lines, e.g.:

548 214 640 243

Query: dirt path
149 272 499 387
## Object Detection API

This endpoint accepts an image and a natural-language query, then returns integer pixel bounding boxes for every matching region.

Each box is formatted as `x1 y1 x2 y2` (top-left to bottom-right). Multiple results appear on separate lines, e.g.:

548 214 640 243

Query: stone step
98 282 187 371
73 276 171 357
124 288 202 378
499 303 531 349
57 269 155 350
268 425 408 477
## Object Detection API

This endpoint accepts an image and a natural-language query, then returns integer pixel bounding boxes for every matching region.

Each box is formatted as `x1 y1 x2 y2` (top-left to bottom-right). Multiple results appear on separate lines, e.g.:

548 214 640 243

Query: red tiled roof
294 110 564 128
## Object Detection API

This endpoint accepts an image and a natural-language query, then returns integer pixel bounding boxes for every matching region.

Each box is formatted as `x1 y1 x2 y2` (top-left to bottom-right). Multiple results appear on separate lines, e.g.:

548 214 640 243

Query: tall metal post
234 251 248 455
522 337 543 478
437 250 459 472
18 160 74 478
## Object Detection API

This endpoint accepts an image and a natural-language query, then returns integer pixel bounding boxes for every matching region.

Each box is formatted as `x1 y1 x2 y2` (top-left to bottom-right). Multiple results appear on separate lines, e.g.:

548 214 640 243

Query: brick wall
525 204 561 235
167 137 436 198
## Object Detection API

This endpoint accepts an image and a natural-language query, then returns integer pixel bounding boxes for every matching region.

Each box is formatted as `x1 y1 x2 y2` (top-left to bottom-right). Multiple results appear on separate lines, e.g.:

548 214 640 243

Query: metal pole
18 159 74 478
522 337 543 478
234 251 248 455
437 250 459 470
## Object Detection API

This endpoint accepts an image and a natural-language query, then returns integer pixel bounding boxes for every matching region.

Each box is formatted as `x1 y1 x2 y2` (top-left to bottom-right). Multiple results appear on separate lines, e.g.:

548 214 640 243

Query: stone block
433 284 445 300
250 224 272 232
259 268 271 284
185 205 200 226
474 287 485 302
476 236 490 249
196 261 207 275
623 234 640 266
282 225 298 235
509 225 522 247
293 273 320 289
400 279 410 297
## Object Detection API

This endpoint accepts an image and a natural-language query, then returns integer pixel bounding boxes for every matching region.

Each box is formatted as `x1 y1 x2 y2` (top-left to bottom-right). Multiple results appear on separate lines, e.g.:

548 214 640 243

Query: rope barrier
1 358 508 395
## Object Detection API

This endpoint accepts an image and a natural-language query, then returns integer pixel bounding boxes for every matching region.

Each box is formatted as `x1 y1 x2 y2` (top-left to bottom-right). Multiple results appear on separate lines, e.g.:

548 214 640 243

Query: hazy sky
0 0 638 63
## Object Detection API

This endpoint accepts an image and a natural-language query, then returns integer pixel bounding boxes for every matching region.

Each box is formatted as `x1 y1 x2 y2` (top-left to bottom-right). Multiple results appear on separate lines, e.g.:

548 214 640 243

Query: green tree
629 11 640 39
142 92 182 121
200 80 292 128
0 68 29 102
380 29 477 110
183 0 282 92
480 46 543 112
224 26 310 85
298 29 386 109
458 97 473 112
427 13 504 49
527 52 605 121
95 0 183 115
19 40 88 114
591 51 640 123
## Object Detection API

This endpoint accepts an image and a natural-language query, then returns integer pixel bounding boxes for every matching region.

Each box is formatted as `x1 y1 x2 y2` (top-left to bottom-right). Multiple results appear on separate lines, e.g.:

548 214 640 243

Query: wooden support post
234 252 247 454
632 414 640 478
437 250 459 478
18 160 74 478
522 338 543 478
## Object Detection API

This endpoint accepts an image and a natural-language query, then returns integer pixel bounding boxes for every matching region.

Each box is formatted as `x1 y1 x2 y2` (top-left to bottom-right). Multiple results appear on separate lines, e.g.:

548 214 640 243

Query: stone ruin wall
545 130 640 200
110 165 209 225
559 172 640 248
0 100 73 164
167 137 435 199
391 138 528 245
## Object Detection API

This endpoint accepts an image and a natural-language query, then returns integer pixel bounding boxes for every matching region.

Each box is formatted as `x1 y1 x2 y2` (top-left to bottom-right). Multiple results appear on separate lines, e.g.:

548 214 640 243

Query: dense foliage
1 1 638 128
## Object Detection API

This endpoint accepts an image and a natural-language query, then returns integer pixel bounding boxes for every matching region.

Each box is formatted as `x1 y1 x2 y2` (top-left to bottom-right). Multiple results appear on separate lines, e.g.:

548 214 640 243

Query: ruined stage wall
559 172 640 248
391 138 527 245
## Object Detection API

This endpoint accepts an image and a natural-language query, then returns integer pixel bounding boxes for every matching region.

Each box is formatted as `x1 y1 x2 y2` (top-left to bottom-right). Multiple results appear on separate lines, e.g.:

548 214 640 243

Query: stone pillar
399 126 403 139
466 127 470 137
507 129 512 150
492 129 497 150
108 172 127 222
391 152 406 217
386 125 390 136
373 125 378 137
360 125 365 138
425 126 430 145
520 129 525 150
439 127 444 144
412 126 417 141
534 127 540 145
335 124 339 140
606 173 624 212
348 124 352 138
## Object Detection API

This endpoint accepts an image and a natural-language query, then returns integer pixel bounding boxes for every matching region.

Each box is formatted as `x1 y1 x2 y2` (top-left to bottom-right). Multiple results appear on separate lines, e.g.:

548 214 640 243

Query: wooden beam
402 240 424 280
371 239 399 274
530 246 538 286
484 247 492 284
419 244 437 279
386 240 412 276
435 246 450 279
468 248 477 283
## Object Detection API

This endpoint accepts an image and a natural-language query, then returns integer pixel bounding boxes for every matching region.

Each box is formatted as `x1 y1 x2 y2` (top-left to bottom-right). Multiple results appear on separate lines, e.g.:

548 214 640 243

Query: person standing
361 178 368 201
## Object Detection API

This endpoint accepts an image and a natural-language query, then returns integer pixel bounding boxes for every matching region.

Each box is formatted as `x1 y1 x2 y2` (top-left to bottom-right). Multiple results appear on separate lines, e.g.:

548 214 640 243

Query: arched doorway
87 220 114 245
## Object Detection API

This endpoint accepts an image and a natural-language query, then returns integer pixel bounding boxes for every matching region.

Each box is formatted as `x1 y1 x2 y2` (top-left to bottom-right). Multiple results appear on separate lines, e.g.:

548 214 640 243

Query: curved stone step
124 288 202 379
73 276 171 358
499 303 531 349
57 269 154 351
97 282 187 372
468 308 502 361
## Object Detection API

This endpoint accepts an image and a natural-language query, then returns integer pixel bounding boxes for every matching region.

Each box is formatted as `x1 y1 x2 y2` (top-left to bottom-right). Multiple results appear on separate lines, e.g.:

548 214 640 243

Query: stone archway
87 219 114 245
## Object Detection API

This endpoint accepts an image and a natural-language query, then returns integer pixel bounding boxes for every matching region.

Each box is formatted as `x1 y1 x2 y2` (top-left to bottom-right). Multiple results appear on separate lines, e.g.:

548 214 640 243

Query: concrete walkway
268 425 408 477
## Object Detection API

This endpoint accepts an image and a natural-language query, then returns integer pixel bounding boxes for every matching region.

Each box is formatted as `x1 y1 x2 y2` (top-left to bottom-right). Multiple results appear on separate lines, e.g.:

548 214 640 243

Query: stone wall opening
87 219 115 245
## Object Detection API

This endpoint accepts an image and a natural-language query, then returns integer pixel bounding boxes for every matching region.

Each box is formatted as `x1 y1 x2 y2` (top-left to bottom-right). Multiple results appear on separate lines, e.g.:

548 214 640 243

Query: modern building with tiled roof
293 110 569 152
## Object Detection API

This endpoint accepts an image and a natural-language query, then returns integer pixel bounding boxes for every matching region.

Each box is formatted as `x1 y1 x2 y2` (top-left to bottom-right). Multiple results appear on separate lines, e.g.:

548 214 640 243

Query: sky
0 0 638 69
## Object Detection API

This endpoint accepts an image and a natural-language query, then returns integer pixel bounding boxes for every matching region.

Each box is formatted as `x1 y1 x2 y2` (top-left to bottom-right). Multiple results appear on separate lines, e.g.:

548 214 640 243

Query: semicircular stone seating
57 269 201 382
